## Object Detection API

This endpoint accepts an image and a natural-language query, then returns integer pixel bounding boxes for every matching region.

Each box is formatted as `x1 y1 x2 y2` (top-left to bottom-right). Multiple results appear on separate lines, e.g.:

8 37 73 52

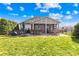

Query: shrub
73 23 79 38
26 28 31 33
0 18 17 35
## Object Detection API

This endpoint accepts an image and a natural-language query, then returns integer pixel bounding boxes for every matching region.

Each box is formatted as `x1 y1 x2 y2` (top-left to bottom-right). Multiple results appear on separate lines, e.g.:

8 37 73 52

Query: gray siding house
18 16 60 35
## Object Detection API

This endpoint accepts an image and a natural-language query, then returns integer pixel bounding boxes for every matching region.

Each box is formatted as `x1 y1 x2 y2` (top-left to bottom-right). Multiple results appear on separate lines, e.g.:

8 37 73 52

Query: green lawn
63 32 72 36
0 35 79 56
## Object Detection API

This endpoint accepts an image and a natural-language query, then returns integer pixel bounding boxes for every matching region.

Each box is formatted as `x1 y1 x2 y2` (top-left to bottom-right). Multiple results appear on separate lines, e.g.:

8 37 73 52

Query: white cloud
40 9 49 12
20 6 24 11
3 3 11 5
43 3 62 9
22 15 34 18
66 11 71 14
36 3 41 8
49 13 73 21
35 3 62 11
31 15 34 18
73 10 78 14
22 15 27 17
64 15 72 20
35 3 62 13
49 13 63 19
35 3 42 10
10 13 19 16
7 6 13 11
74 3 78 7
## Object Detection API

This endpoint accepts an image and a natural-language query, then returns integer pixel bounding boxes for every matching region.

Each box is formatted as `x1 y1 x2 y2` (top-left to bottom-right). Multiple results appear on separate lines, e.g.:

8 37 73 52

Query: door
47 24 54 33
34 24 45 33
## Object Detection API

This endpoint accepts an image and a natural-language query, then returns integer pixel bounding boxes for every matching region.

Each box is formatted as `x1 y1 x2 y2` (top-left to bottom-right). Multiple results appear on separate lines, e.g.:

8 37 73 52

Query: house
18 16 60 35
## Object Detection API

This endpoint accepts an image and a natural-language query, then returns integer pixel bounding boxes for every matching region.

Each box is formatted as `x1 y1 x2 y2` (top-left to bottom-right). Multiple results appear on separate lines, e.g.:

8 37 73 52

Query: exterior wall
24 23 31 30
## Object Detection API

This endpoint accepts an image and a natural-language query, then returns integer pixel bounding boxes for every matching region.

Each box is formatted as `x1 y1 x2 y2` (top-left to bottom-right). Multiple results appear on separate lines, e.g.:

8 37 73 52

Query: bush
26 28 31 33
0 18 17 35
73 23 79 38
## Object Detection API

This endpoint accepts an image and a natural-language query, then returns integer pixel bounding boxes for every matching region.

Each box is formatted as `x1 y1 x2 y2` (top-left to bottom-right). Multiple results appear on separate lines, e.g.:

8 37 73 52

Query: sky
0 3 79 27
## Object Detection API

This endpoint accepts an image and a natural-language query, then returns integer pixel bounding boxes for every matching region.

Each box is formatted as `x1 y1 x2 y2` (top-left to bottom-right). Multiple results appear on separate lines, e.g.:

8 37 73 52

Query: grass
63 32 72 36
0 35 79 56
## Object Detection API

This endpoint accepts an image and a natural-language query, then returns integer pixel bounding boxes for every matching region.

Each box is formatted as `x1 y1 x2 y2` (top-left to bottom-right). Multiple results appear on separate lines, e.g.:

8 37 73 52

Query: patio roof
22 16 60 24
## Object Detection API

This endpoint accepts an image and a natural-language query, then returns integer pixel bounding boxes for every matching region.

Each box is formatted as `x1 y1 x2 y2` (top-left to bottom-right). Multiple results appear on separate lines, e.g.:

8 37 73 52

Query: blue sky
0 3 79 26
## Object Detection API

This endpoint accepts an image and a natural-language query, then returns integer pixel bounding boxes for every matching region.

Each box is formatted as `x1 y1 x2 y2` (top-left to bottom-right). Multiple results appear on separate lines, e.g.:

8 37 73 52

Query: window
34 24 45 32
34 24 39 30
53 24 57 29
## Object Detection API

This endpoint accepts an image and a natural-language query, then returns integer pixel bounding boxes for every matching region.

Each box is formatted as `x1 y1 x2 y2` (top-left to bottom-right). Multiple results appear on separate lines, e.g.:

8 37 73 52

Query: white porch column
45 24 47 34
57 24 59 29
32 23 34 34
32 23 34 30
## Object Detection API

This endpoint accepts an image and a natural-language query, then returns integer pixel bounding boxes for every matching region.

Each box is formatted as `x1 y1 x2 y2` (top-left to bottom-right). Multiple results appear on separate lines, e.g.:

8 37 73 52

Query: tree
0 18 7 34
0 18 17 35
73 23 79 38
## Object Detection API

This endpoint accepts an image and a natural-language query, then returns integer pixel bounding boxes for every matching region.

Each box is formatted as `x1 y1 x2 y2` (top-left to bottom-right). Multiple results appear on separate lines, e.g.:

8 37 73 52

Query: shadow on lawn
71 36 79 43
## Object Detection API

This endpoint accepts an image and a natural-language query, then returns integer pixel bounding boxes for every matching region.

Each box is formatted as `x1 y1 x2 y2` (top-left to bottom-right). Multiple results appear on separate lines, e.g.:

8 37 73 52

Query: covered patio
19 17 60 35
31 24 59 35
